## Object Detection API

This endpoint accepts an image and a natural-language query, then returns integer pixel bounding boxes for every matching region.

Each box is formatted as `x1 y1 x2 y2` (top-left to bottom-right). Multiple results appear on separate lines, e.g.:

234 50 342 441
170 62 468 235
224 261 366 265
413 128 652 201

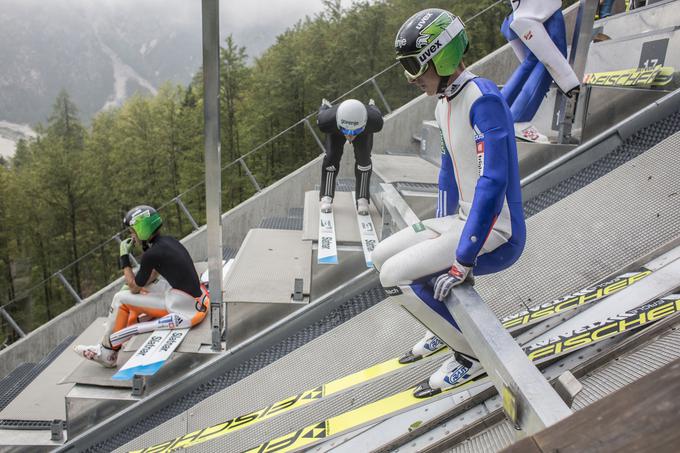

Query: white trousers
103 279 202 348
372 216 508 286
373 217 508 357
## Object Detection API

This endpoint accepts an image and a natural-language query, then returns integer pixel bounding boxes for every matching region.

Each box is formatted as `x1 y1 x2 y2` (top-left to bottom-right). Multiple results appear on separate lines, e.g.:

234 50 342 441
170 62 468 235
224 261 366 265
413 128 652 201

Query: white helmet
336 99 367 136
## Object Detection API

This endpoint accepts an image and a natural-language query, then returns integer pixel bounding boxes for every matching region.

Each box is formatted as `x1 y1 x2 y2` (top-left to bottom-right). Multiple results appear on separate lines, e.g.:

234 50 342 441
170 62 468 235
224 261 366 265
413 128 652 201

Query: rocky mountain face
0 0 203 125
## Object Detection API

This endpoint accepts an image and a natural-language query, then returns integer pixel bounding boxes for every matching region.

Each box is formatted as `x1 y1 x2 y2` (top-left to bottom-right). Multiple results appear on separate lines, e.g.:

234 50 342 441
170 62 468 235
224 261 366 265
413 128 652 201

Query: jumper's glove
368 98 376 106
321 98 332 109
119 238 133 269
433 261 471 301
119 238 134 256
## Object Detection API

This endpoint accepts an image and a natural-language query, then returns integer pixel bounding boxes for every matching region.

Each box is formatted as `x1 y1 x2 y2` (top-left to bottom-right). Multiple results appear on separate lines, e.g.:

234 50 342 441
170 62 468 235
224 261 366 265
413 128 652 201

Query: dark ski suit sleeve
135 248 158 287
456 94 511 266
317 104 340 134
364 104 384 133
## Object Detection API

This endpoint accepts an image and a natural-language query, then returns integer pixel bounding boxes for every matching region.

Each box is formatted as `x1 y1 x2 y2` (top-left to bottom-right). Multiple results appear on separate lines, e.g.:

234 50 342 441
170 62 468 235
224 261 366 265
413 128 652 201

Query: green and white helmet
123 205 162 241
394 9 469 81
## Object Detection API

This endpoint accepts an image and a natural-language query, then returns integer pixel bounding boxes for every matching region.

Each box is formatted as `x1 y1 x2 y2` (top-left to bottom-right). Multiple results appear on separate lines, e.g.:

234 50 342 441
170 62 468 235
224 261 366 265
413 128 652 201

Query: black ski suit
317 102 383 201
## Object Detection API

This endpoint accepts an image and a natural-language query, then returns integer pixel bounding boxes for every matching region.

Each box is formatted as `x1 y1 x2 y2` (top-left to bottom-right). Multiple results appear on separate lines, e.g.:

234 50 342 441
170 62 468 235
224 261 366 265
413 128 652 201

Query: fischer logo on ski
501 269 651 331
525 294 680 361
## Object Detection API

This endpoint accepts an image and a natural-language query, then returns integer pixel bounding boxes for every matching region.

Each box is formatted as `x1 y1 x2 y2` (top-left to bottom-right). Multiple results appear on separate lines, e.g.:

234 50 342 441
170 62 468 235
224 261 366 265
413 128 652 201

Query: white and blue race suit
501 0 580 122
372 71 526 356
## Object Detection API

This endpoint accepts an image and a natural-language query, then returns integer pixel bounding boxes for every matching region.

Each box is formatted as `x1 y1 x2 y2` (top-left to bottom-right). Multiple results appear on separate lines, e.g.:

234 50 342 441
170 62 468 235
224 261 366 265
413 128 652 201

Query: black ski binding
413 378 441 399
398 350 422 364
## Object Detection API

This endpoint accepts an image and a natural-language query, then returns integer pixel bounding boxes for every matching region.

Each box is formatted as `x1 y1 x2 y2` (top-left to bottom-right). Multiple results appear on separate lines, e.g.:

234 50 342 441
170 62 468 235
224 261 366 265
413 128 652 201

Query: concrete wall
0 3 582 378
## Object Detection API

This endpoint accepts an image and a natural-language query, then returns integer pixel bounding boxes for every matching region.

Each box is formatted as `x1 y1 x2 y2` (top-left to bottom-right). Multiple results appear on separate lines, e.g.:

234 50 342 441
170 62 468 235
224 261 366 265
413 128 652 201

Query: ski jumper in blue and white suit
372 71 526 357
501 0 579 123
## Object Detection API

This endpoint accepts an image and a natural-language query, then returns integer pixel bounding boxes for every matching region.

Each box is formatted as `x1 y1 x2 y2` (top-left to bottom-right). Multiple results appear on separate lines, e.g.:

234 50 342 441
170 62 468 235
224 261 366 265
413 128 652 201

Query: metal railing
0 0 506 343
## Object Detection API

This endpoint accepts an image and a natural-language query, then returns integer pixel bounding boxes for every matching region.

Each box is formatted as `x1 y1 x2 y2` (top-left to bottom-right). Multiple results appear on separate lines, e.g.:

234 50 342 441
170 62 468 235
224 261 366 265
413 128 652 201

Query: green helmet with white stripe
394 9 469 81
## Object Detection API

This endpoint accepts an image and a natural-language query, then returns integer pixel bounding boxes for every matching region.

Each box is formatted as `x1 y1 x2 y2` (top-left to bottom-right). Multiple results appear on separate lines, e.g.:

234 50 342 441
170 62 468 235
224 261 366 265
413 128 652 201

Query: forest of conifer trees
0 0 517 345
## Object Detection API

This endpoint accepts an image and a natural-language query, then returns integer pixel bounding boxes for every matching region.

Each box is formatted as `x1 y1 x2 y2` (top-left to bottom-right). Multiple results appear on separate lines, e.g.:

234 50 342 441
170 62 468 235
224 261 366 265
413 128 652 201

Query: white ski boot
514 122 549 144
414 352 483 398
320 196 333 213
356 198 370 216
74 343 118 368
399 330 446 364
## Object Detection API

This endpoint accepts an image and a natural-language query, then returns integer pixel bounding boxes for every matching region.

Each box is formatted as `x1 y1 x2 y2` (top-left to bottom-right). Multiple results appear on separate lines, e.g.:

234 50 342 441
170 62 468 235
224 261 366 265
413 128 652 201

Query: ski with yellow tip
131 268 651 453
245 294 680 453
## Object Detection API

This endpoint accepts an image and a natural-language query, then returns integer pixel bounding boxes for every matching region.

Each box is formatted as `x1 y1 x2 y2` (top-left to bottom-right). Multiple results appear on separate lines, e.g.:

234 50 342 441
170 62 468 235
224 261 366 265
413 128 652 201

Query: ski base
318 209 338 265
353 192 378 268
113 328 189 381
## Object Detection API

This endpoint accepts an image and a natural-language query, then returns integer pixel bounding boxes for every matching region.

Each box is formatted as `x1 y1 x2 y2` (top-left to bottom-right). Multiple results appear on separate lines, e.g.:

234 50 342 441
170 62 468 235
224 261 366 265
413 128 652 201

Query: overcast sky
0 0 363 59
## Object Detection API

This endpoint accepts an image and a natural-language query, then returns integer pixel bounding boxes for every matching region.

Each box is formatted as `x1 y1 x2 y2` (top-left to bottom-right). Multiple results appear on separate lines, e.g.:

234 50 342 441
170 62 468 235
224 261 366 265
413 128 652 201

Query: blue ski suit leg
502 10 570 123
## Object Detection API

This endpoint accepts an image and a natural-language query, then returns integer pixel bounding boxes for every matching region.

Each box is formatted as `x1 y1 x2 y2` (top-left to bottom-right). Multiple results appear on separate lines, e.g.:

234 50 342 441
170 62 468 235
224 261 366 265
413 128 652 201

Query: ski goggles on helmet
339 126 365 136
396 17 465 81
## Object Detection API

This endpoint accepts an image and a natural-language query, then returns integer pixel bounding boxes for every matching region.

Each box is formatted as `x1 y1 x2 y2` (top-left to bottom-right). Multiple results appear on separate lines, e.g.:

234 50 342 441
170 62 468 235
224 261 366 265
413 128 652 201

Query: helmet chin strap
436 76 449 95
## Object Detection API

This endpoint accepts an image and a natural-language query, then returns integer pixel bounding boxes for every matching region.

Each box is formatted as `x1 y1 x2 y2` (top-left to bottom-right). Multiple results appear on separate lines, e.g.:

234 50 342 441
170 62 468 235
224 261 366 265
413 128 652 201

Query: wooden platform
501 358 680 453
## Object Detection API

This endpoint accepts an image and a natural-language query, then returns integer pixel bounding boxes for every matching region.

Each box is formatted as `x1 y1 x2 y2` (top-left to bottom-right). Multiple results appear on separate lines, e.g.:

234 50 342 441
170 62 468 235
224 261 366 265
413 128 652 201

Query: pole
202 0 224 351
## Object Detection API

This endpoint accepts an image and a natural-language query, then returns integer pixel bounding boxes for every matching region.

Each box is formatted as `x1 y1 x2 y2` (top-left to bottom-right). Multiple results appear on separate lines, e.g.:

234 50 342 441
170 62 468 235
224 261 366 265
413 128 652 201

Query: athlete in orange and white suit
74 205 209 367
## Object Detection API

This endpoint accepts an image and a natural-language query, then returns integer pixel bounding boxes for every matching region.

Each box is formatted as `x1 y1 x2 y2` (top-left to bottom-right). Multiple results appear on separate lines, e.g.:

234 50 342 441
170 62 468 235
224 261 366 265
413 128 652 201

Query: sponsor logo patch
384 286 403 296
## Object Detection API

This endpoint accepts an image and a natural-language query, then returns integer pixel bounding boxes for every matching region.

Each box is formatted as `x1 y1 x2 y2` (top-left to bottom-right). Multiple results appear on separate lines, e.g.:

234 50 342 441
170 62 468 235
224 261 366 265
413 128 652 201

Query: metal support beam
0 307 25 338
238 158 262 192
202 0 224 351
379 183 420 232
174 197 200 231
304 118 327 155
557 0 598 144
56 271 82 304
370 78 392 114
445 284 572 435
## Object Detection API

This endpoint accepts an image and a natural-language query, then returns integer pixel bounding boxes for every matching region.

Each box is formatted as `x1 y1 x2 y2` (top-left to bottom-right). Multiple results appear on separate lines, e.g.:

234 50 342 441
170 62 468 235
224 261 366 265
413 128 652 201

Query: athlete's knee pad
378 257 409 287
371 241 389 272
109 291 126 315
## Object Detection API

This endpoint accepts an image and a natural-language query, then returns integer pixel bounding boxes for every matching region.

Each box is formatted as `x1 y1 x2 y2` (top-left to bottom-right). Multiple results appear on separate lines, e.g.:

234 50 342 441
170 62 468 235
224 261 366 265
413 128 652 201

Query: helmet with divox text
123 205 162 241
394 8 469 81
336 99 368 136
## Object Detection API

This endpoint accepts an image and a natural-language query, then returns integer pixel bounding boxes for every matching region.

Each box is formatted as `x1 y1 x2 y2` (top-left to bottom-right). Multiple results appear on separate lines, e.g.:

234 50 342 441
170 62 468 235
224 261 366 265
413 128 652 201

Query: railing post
56 271 83 304
370 78 392 114
557 0 598 144
238 158 262 192
174 197 200 231
304 118 327 155
1 307 26 338
202 0 224 352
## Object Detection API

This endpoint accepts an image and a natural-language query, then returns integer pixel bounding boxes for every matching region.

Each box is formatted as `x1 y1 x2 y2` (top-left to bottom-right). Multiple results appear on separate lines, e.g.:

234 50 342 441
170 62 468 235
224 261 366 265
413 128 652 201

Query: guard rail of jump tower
3 0 680 450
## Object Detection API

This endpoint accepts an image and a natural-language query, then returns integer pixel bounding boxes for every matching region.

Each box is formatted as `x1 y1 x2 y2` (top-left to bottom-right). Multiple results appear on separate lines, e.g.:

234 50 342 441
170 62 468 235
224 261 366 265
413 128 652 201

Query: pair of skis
112 328 189 381
245 294 680 453
318 193 378 268
131 268 657 453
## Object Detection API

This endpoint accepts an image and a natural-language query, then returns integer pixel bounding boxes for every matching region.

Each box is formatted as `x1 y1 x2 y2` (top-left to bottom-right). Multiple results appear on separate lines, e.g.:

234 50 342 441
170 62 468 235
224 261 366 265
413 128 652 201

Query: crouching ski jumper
379 9 526 397
74 205 209 367
501 0 580 143
317 98 384 215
